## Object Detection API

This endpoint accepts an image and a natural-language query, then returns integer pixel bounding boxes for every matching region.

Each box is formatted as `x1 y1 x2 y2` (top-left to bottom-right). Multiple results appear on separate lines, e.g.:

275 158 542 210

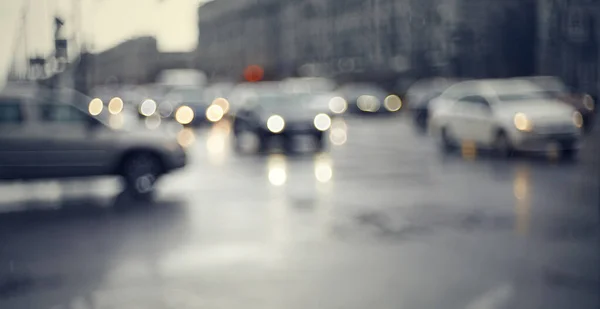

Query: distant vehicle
429 79 583 158
227 82 284 115
336 83 402 114
164 86 211 126
517 76 595 133
405 78 459 131
232 93 332 152
0 96 187 200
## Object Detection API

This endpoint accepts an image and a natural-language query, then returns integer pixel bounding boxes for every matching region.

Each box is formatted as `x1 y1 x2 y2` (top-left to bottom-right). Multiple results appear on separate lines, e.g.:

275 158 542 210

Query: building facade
537 0 600 97
196 0 538 86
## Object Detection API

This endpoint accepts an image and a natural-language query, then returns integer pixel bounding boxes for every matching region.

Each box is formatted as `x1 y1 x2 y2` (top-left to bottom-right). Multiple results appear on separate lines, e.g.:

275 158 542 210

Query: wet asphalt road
0 115 598 309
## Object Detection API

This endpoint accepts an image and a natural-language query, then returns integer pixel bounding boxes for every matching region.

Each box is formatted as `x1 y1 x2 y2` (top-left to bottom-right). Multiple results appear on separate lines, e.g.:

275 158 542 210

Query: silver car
0 95 187 200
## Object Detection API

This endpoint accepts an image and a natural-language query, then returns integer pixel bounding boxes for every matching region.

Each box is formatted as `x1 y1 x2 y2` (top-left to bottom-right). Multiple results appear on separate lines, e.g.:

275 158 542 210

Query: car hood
495 99 576 122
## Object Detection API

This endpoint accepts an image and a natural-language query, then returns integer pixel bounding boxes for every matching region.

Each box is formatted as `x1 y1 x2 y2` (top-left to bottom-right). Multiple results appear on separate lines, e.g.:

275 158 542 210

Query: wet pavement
0 115 598 309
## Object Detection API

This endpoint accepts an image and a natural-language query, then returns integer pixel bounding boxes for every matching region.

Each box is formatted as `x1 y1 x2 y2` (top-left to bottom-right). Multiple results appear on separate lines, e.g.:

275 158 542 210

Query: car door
458 95 495 145
0 99 36 179
32 103 113 178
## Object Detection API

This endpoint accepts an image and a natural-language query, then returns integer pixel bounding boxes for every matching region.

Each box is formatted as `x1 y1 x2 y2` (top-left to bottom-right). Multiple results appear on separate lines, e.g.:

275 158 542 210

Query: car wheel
122 153 162 200
560 142 578 160
257 134 270 153
314 132 326 151
493 131 513 157
439 127 455 152
282 135 295 153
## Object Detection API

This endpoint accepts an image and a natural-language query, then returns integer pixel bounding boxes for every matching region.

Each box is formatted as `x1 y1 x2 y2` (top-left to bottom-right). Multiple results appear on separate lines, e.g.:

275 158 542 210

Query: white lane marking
466 284 514 309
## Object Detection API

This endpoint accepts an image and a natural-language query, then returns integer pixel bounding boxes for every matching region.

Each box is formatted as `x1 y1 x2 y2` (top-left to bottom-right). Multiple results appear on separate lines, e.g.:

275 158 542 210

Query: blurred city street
0 114 598 309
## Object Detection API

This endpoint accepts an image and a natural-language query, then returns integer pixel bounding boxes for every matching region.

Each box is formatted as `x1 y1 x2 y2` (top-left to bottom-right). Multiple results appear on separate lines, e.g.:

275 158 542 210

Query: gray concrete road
0 115 598 309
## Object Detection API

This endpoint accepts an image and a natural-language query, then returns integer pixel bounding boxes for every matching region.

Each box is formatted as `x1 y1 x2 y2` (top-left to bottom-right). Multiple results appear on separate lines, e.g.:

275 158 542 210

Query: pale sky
0 0 203 84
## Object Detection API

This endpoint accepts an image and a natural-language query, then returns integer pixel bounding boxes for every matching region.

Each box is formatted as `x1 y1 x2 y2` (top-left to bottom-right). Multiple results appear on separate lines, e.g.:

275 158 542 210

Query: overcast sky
0 0 203 84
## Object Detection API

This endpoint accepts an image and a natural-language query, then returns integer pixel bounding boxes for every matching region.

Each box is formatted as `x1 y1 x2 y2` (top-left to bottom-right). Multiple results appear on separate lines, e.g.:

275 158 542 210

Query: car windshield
496 91 552 102
252 94 318 112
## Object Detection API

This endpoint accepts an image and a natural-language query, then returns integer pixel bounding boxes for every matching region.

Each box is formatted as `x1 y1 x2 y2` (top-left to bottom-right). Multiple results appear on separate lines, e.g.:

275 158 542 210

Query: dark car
404 78 459 131
519 76 596 133
232 93 332 152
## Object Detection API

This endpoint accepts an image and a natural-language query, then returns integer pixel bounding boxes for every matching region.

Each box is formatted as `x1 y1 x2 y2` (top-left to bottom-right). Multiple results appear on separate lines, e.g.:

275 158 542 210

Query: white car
428 79 583 157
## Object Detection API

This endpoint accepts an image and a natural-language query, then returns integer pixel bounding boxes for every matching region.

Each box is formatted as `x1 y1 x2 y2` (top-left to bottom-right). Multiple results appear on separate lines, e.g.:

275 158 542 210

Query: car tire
121 152 162 201
257 134 270 153
314 132 326 151
439 127 455 152
493 131 513 157
560 142 578 160
282 135 295 153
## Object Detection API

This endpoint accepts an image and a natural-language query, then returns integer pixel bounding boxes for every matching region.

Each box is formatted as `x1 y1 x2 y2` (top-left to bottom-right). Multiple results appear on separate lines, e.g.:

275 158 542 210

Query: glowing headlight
583 94 594 111
267 115 285 133
384 95 402 112
108 97 124 115
88 98 103 116
328 96 348 114
573 111 583 128
140 99 157 117
175 105 195 125
313 113 332 131
357 95 380 112
514 113 533 132
206 104 224 122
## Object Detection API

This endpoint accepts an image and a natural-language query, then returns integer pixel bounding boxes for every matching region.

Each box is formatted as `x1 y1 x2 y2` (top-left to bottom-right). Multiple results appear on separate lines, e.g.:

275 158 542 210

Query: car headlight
175 105 195 125
357 95 380 112
313 113 332 131
267 115 285 133
384 95 402 112
583 94 594 111
514 113 533 132
328 96 347 114
573 111 583 128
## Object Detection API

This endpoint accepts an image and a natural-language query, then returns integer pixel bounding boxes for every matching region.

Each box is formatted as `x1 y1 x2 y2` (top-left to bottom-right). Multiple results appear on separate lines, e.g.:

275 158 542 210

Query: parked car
405 78 460 131
429 79 583 158
232 93 332 152
336 83 402 114
0 95 187 200
517 76 595 133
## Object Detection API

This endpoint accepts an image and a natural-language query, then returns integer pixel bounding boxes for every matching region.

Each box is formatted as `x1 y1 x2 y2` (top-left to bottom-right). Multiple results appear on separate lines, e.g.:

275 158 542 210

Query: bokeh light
314 155 333 183
212 98 230 114
328 96 348 114
140 99 157 117
267 154 287 186
573 111 583 128
88 98 103 116
206 105 224 122
384 95 402 112
329 128 347 145
144 114 161 129
159 102 174 118
177 128 196 148
583 94 595 111
108 97 124 115
244 65 265 82
175 105 195 125
108 114 124 129
313 113 332 131
267 115 285 133
357 95 380 112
